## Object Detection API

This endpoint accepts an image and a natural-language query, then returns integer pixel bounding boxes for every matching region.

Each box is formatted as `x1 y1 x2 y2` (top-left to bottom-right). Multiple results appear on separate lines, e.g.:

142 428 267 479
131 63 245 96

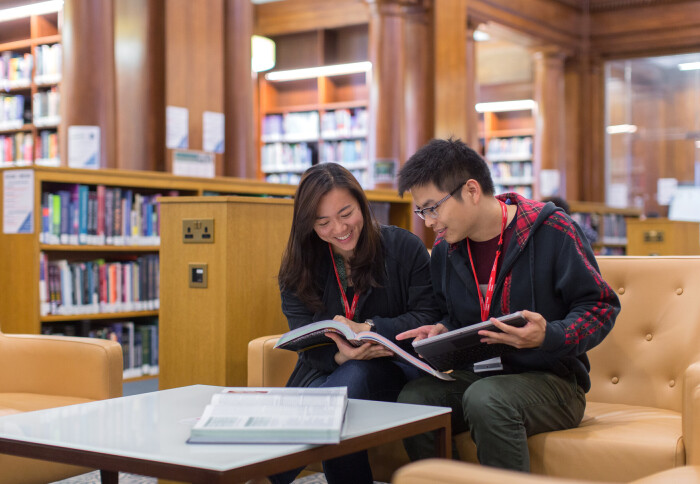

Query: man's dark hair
398 137 495 198
542 196 571 214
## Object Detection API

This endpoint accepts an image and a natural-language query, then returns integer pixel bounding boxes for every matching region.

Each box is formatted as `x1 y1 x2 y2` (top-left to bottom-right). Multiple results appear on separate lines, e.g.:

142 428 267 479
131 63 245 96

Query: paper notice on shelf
172 150 215 178
669 186 700 222
203 111 225 153
3 169 34 234
166 106 189 149
608 183 628 208
539 169 560 197
68 125 101 169
657 178 678 206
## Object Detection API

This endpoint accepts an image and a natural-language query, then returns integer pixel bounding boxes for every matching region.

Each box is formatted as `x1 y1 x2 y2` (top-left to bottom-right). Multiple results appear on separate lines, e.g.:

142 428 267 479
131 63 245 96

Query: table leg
434 421 452 458
100 469 119 484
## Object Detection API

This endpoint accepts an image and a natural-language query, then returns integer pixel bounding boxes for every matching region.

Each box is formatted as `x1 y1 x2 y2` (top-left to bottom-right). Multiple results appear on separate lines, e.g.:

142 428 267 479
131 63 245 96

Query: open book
274 320 455 381
412 312 529 372
188 387 348 444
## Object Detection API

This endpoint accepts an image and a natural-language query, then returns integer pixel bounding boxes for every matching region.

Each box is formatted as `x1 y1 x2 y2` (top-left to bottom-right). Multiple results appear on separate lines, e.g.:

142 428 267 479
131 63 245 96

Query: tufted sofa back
588 256 700 412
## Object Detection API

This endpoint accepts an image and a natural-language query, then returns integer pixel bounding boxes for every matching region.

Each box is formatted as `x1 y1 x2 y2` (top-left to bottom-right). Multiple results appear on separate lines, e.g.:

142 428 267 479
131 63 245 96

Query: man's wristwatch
364 319 376 331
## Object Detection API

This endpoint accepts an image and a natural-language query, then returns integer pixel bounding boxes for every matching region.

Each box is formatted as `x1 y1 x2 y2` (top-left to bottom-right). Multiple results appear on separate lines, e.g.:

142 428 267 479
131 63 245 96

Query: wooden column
433 0 468 141
581 55 606 202
114 0 165 171
164 0 225 174
367 0 405 167
61 0 116 169
402 2 433 246
533 47 567 198
465 17 481 151
224 0 256 178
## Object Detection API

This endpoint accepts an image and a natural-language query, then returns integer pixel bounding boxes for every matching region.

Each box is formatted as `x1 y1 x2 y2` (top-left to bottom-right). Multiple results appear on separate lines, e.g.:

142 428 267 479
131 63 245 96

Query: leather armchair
0 330 123 484
248 256 700 483
392 460 700 484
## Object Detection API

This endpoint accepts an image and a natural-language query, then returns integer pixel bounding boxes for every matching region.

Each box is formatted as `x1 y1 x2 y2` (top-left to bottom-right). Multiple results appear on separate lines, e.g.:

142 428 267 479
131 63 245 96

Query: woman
274 163 439 484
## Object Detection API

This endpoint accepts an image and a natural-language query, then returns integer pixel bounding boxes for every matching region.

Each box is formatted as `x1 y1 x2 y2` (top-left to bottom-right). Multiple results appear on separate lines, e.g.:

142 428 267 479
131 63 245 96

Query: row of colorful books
319 139 367 165
261 142 314 173
39 254 160 317
485 136 533 161
43 320 159 379
0 94 26 128
0 51 32 88
320 108 368 139
490 160 533 179
34 43 62 85
1 132 33 166
40 185 179 246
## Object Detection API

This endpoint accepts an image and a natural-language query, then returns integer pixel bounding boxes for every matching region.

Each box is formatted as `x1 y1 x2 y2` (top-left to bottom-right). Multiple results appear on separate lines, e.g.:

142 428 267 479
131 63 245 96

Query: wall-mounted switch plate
189 263 208 288
183 219 214 243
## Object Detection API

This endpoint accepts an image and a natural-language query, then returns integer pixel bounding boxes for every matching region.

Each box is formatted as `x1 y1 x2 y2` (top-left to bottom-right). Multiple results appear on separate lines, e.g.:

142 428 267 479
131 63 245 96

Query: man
396 138 620 472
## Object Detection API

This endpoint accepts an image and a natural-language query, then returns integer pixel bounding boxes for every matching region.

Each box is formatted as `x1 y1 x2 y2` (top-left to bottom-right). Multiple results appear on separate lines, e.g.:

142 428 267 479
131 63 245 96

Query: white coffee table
0 385 451 483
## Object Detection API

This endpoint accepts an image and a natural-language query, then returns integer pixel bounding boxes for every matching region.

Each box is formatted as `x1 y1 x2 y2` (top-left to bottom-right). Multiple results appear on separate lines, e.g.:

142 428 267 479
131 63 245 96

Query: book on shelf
188 387 348 444
274 320 455 381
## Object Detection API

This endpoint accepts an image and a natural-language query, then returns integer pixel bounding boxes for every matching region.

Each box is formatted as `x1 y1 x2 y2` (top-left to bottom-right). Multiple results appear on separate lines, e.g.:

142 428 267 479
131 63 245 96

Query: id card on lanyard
466 201 508 322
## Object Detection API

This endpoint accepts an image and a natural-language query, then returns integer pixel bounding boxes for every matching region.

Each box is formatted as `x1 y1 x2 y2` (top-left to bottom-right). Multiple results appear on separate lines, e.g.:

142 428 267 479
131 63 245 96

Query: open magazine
274 320 455 381
188 387 348 444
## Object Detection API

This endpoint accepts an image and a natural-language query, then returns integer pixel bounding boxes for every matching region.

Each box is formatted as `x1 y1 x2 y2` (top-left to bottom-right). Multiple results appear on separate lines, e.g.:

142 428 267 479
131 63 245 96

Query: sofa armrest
392 459 595 484
0 332 123 400
684 361 700 465
247 334 297 387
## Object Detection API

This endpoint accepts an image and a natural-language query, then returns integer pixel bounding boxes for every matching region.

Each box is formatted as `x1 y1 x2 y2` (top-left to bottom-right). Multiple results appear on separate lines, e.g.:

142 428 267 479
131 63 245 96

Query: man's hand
478 310 546 349
326 332 394 365
396 323 447 343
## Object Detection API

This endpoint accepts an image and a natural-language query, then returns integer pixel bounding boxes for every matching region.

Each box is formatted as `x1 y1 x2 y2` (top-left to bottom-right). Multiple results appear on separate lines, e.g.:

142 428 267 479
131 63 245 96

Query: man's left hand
478 310 546 349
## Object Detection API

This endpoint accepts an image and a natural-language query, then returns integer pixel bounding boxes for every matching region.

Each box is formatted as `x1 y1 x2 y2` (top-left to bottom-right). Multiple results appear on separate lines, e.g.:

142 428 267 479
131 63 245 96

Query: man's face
411 182 475 244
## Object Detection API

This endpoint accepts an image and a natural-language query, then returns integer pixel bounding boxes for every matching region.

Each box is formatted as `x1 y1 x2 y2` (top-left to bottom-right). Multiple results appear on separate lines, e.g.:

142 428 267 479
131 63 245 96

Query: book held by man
274 320 455 381
188 387 348 444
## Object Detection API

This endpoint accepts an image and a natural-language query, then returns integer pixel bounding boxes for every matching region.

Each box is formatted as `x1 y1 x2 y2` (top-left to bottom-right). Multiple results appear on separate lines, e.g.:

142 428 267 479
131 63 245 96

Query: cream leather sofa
0 330 123 484
248 256 700 483
392 460 700 484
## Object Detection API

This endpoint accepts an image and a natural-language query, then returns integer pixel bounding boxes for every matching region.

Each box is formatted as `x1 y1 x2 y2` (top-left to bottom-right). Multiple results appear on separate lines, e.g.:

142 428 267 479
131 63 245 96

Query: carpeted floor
52 471 344 483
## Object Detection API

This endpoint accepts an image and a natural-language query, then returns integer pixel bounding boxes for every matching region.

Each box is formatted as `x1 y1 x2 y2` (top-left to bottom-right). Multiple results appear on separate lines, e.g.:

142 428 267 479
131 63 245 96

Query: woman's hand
332 314 372 334
326 332 394 365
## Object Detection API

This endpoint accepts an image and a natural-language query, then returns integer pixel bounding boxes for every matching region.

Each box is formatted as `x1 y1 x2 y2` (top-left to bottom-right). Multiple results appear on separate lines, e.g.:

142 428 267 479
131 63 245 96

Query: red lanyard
328 243 360 320
466 201 508 322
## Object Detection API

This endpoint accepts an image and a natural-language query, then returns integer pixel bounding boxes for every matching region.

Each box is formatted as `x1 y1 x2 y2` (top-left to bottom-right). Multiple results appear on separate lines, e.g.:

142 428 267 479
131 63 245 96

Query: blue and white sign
68 125 101 169
3 169 34 234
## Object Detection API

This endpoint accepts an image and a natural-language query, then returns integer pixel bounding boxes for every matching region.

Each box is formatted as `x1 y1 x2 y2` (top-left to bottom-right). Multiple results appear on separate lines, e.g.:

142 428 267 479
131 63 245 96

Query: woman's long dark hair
278 163 385 312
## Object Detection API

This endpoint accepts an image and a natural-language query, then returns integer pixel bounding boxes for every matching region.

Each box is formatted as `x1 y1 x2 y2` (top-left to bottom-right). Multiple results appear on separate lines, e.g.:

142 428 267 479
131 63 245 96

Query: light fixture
265 61 372 82
251 35 276 73
473 30 490 42
0 0 63 22
606 124 638 134
678 62 700 71
475 99 536 113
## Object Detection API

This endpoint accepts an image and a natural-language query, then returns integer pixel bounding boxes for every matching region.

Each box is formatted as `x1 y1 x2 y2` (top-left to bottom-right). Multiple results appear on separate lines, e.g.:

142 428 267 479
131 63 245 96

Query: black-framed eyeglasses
413 182 466 220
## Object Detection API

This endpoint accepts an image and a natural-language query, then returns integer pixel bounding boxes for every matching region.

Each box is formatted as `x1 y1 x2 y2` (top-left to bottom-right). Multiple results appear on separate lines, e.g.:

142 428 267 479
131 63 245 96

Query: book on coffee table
188 387 348 444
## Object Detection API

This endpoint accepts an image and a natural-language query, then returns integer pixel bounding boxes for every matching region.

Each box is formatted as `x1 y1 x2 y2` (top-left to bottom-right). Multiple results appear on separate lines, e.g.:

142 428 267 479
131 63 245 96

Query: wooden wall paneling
271 30 324 70
465 18 482 151
581 56 606 202
254 0 370 37
60 0 117 169
224 0 256 178
367 1 405 166
165 0 224 174
533 47 567 199
114 0 165 172
590 1 700 57
433 0 469 140
467 0 583 51
323 25 369 65
30 11 59 38
403 3 434 247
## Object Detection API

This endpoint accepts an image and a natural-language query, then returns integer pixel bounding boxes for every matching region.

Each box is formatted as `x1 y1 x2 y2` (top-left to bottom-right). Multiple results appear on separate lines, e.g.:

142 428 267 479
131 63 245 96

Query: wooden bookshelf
0 165 411 383
0 9 62 167
568 201 641 255
480 109 536 199
258 26 370 187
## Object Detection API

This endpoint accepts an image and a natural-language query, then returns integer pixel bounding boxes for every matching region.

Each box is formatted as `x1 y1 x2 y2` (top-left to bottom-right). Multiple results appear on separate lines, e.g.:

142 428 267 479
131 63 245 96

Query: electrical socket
182 219 214 243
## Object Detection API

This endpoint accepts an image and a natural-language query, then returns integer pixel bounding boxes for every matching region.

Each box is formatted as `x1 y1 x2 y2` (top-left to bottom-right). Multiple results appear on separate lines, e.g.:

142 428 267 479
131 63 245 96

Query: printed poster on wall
3 169 34 234
68 125 101 169
172 150 215 178
203 111 225 153
166 106 189 149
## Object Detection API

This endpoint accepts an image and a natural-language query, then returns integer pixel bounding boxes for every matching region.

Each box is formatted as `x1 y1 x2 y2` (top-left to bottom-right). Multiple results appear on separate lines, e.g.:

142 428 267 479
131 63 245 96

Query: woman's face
313 187 364 260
